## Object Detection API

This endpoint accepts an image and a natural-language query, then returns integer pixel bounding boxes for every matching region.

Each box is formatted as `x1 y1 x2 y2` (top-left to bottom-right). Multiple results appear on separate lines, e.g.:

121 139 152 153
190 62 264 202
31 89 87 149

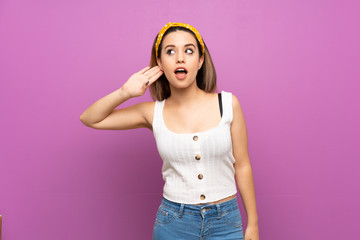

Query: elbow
80 118 102 130
79 116 94 128
79 114 86 124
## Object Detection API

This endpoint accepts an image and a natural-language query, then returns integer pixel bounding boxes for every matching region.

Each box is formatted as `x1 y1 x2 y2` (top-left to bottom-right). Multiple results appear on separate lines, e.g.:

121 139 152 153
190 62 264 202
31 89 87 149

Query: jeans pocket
222 208 243 228
155 203 178 224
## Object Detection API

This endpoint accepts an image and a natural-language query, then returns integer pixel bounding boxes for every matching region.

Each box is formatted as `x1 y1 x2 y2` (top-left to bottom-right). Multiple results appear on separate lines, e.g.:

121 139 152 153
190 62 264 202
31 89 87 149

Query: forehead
161 30 197 46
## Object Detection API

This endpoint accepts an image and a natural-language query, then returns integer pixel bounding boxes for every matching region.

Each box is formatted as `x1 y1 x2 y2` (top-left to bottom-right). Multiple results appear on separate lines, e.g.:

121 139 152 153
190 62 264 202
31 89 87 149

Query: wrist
247 221 259 227
247 217 259 226
118 86 132 100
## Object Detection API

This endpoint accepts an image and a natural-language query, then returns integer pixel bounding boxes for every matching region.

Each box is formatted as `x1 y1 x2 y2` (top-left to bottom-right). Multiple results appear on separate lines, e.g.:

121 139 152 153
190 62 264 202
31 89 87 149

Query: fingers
139 66 151 74
143 65 161 76
139 65 161 75
145 69 163 87
139 65 163 88
144 66 162 78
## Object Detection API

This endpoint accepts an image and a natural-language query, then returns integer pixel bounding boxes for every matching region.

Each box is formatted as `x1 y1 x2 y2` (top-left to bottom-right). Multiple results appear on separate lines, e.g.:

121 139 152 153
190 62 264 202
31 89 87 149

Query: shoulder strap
152 100 163 136
218 93 223 117
220 91 233 123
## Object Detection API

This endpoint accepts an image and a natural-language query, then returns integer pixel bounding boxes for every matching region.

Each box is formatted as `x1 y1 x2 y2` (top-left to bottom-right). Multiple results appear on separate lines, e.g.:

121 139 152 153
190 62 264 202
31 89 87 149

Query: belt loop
178 203 185 218
216 203 221 219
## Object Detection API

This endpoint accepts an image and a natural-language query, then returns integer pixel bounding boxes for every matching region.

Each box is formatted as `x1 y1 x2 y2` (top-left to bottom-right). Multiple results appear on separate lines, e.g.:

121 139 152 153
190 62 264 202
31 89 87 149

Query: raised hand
121 65 163 98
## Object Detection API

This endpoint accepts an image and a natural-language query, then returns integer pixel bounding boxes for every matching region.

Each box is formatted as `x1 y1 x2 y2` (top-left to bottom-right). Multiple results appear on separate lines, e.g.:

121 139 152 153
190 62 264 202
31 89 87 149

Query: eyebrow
164 43 196 49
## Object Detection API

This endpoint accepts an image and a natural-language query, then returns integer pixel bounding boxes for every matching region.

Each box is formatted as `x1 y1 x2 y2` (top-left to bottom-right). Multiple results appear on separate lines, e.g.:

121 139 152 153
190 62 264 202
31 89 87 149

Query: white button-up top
152 90 238 204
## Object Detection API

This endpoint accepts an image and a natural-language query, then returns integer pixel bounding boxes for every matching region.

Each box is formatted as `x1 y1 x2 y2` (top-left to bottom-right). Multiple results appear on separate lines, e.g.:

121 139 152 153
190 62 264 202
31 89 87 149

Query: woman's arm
230 94 259 239
80 66 163 130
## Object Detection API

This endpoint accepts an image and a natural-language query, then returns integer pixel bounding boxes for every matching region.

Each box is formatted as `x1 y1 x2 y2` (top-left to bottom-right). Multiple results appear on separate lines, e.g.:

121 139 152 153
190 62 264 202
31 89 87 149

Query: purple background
1 0 359 239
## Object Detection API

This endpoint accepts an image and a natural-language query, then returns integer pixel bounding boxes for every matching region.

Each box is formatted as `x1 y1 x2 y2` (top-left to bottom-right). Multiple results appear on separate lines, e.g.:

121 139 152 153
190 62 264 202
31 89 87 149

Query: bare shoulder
231 93 241 110
231 93 246 124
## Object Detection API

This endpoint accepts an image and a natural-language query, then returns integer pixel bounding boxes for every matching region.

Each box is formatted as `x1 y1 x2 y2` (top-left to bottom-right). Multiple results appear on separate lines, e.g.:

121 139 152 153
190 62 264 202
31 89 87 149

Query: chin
170 80 196 90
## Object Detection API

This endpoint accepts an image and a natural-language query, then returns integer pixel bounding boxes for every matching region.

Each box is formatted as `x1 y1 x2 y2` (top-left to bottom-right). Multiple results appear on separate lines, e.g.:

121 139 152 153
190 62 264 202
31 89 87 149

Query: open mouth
174 68 188 79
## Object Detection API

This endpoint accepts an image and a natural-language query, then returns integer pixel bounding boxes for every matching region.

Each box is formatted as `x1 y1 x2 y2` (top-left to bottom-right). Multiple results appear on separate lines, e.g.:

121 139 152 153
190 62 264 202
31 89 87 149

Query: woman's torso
145 91 237 205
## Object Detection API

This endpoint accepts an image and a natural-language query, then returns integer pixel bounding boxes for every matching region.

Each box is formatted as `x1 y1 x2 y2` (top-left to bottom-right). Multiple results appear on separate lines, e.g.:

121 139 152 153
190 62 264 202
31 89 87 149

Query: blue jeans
152 196 244 240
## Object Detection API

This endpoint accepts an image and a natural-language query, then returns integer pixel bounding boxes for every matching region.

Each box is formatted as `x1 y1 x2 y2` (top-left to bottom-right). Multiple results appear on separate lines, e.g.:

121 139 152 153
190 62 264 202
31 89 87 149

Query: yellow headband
155 22 205 58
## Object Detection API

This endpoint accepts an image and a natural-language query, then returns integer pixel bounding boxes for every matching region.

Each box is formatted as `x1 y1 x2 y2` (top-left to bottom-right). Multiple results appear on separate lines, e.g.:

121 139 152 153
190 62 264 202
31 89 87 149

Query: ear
156 57 163 70
198 54 204 70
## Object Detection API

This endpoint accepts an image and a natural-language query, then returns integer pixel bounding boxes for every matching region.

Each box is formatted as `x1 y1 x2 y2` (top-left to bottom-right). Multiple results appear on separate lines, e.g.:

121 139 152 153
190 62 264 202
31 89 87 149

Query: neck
167 82 205 107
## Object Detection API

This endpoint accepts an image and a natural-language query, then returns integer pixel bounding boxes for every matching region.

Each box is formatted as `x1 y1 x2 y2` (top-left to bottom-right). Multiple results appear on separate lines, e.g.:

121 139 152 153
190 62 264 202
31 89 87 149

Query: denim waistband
160 196 239 219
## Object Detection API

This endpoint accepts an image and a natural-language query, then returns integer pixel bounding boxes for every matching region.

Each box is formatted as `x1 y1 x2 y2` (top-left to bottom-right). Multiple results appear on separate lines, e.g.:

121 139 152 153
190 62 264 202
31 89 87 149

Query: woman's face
156 30 204 89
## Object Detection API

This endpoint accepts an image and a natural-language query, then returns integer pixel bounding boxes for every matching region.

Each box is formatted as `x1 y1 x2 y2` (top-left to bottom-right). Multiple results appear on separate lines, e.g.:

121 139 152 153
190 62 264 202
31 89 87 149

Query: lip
174 66 188 73
174 66 188 80
174 72 187 80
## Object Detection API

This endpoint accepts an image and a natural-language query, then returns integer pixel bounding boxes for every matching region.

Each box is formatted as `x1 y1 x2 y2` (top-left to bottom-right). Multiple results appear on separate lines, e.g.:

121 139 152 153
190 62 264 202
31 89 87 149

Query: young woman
80 22 259 240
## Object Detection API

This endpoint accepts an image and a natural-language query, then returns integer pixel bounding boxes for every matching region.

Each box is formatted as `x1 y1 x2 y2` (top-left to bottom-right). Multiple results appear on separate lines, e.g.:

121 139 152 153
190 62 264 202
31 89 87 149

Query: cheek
163 67 172 75
164 65 174 74
163 69 173 80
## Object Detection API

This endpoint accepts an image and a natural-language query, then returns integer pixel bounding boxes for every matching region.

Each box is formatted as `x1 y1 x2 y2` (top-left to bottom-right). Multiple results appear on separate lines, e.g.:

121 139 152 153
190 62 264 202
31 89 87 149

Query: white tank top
152 90 238 204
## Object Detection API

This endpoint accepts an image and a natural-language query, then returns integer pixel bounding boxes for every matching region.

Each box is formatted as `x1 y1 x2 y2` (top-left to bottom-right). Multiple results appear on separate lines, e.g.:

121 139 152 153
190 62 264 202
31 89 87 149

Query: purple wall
1 0 359 239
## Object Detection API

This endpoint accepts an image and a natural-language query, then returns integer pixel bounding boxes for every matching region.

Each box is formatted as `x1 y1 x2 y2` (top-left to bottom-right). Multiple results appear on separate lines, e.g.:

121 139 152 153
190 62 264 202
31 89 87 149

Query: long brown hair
149 26 217 101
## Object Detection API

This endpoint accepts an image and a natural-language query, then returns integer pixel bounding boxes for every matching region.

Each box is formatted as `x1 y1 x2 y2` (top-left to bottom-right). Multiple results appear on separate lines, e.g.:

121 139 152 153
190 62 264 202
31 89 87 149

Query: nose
176 51 185 63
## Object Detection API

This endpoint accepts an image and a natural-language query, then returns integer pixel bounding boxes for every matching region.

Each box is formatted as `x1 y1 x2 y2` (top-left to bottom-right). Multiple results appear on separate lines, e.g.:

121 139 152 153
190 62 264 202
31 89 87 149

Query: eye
166 49 175 55
185 48 194 54
166 48 194 55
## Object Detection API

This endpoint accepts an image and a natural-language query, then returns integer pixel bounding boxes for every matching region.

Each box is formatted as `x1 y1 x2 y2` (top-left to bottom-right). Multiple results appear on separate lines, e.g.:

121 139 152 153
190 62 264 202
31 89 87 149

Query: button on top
198 174 203 179
193 135 198 141
195 155 201 160
200 194 206 200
